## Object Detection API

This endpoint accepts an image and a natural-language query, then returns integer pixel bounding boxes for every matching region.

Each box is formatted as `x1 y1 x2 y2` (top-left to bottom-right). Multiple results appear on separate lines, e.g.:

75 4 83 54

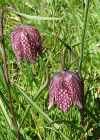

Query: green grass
0 0 100 139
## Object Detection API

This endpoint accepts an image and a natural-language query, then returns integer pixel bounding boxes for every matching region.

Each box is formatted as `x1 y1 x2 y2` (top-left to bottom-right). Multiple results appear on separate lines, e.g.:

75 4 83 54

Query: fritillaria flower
11 25 42 64
48 47 83 113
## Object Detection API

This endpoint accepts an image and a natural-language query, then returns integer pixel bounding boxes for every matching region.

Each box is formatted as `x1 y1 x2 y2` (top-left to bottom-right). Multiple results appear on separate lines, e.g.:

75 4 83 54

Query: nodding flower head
48 47 83 113
48 70 83 113
11 25 43 64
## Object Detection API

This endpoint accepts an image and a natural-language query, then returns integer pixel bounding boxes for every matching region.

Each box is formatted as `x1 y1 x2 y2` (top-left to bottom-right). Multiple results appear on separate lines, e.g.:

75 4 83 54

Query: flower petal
11 26 23 64
70 72 83 109
21 29 37 64
48 78 55 110
54 72 73 113
24 26 43 57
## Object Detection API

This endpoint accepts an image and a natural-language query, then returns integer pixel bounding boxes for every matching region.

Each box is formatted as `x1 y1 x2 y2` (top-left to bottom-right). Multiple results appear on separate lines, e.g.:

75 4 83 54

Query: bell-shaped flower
48 47 83 113
48 70 82 113
11 25 42 64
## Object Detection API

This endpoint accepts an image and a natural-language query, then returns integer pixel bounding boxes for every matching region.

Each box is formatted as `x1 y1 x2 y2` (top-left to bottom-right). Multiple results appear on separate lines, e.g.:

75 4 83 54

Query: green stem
79 1 89 140
80 0 89 69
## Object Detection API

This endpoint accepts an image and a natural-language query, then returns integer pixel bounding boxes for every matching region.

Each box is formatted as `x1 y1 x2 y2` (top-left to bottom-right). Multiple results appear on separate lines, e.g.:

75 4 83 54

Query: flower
48 70 83 113
11 25 42 64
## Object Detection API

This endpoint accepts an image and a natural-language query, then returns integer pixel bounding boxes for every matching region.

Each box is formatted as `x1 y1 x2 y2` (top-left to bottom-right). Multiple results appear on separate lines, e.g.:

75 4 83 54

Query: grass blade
15 83 69 140
13 11 62 20
0 131 6 140
15 83 59 128
44 120 84 134
18 70 49 130
0 98 12 128
79 0 89 69
0 62 9 91
84 107 100 125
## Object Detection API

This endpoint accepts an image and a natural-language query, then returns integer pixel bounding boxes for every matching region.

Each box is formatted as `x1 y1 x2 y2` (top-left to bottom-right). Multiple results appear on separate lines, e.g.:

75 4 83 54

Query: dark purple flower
11 25 42 64
48 70 82 113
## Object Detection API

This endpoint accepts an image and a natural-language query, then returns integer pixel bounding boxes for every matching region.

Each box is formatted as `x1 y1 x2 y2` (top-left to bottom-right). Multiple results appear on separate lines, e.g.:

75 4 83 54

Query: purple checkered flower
11 25 42 64
48 47 83 113
48 70 82 113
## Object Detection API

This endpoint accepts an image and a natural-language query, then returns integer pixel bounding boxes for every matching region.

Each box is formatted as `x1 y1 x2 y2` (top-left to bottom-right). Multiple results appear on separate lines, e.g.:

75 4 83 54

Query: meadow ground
0 0 100 139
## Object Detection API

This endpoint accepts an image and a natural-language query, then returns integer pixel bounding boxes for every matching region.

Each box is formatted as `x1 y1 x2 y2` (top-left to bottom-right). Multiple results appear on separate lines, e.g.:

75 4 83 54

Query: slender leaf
0 98 12 128
15 83 69 140
84 107 100 126
0 90 10 111
79 0 89 69
93 126 100 140
15 83 59 128
0 131 6 140
13 11 62 20
44 120 84 134
0 62 9 91
18 69 49 130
